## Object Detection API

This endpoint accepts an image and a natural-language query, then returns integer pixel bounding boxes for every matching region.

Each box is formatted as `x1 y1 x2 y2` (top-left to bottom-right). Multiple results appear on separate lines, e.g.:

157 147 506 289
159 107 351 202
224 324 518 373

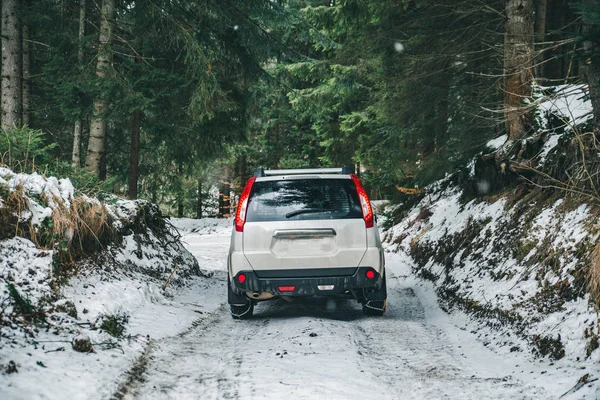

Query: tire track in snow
123 274 553 400
128 307 272 400
111 341 154 400
320 270 545 400
111 306 228 400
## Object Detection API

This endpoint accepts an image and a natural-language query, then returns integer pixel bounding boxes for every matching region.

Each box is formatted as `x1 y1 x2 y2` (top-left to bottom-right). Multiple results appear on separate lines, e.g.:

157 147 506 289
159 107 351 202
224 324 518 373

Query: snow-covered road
117 219 587 399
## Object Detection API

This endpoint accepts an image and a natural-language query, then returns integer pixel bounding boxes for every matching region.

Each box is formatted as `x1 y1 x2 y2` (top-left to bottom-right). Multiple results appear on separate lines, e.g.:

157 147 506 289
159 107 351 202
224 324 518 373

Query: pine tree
22 0 32 126
2 0 23 130
72 0 87 167
581 0 600 133
504 0 534 140
85 0 116 176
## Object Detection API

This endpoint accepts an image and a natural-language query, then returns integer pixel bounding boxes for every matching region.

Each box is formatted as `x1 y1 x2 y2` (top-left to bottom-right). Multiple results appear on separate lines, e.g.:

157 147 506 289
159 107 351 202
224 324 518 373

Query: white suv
227 166 386 319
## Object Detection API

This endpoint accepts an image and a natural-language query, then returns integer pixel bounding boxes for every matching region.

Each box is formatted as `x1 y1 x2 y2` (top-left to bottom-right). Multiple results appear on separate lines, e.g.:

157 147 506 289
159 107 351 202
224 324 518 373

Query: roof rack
253 165 354 178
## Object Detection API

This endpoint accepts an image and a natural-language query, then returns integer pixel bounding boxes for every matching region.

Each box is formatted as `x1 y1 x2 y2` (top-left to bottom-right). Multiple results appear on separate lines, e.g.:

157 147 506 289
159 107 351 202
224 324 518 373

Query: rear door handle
273 229 337 239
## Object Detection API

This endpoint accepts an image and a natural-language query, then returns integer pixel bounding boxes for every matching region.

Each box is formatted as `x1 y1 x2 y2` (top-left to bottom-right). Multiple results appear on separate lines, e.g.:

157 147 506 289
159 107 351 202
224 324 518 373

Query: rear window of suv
246 178 363 222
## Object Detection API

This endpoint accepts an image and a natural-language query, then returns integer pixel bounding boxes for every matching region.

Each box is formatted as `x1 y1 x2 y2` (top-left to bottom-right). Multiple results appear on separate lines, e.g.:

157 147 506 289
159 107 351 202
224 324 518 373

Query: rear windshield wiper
285 208 332 218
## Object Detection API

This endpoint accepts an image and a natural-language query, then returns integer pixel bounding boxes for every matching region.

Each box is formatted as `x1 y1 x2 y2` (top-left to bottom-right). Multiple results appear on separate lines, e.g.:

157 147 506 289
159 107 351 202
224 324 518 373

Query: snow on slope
0 169 213 399
383 182 600 397
534 84 594 166
534 84 592 131
485 85 594 167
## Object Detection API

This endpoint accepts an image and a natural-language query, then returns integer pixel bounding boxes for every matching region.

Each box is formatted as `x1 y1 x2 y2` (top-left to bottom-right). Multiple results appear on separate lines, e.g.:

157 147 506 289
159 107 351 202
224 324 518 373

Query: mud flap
228 278 250 306
362 273 387 301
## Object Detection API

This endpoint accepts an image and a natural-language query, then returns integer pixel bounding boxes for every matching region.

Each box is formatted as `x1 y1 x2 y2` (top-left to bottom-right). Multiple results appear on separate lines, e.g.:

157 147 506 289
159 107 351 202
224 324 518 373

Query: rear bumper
230 267 384 298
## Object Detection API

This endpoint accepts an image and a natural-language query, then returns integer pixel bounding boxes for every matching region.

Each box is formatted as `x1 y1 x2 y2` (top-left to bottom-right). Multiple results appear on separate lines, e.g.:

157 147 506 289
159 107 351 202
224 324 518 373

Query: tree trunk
128 110 141 199
1 0 22 130
99 149 107 181
129 110 142 200
504 0 534 140
22 2 31 127
85 0 115 176
77 0 86 64
583 0 600 134
72 0 86 167
218 171 231 218
196 178 203 219
534 0 547 79
559 0 568 78
72 120 83 167
128 38 143 199
177 164 184 218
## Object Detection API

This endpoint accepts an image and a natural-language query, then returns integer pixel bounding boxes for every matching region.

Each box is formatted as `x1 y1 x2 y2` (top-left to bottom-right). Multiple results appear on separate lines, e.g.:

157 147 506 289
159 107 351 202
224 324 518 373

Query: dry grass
589 241 600 309
40 196 117 275
52 196 116 261
0 185 30 239
1 183 117 267
49 201 76 247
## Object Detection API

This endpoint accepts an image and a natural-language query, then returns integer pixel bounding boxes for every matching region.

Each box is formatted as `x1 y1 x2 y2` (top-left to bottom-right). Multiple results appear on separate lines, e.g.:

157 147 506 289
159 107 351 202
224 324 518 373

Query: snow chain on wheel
363 300 386 316
230 303 254 319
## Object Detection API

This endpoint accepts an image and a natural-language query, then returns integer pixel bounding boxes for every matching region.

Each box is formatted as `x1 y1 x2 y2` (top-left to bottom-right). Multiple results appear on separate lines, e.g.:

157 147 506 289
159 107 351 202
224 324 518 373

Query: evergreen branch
221 0 317 62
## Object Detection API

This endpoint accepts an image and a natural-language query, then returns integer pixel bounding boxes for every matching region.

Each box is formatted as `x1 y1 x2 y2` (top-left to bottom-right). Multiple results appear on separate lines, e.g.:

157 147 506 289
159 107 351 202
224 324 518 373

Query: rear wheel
361 273 387 316
228 279 254 319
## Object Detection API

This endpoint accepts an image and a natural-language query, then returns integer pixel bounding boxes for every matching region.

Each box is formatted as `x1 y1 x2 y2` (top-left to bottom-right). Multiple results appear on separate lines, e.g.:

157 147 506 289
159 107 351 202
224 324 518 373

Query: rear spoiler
253 165 354 177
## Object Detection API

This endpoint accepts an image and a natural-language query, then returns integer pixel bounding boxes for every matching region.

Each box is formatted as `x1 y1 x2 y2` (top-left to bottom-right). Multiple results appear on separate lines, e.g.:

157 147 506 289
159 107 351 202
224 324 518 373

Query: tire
362 300 386 316
230 303 254 319
362 273 387 316
228 279 253 319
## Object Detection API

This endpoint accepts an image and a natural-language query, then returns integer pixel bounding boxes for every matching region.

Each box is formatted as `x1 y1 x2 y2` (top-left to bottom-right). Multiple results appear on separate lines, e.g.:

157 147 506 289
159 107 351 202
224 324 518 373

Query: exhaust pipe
246 291 275 300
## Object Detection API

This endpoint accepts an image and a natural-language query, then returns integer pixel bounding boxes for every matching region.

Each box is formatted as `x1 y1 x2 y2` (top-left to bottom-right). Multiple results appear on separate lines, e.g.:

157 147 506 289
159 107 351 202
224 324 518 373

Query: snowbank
533 84 594 166
0 168 206 397
383 181 599 393
534 84 592 132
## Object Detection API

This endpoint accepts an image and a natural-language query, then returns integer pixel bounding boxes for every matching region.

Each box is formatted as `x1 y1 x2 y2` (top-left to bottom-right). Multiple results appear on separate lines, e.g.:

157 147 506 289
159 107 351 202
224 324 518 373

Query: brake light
350 174 374 228
237 273 247 283
235 177 257 232
278 286 296 292
366 270 375 279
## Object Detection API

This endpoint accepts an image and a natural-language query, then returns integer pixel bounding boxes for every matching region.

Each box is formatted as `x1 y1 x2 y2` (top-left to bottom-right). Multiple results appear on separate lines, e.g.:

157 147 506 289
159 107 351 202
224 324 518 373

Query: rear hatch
243 177 367 277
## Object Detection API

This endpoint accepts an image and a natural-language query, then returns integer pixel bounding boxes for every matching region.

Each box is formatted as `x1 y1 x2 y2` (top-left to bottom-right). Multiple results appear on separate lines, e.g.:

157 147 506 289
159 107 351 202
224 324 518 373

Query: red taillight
278 286 296 292
237 273 247 283
366 270 375 279
235 177 257 232
350 174 374 228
